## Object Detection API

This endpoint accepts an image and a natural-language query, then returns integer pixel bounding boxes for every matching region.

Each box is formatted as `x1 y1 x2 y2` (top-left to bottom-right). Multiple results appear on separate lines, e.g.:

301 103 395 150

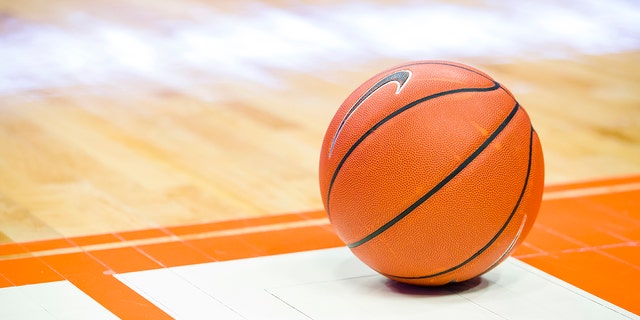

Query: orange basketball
319 61 544 286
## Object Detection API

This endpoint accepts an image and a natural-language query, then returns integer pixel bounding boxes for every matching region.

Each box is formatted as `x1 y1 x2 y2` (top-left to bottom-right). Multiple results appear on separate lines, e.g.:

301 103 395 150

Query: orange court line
0 174 638 316
514 175 640 314
0 213 328 261
40 251 172 319
0 273 11 288
542 181 640 201
0 256 63 286
542 174 640 193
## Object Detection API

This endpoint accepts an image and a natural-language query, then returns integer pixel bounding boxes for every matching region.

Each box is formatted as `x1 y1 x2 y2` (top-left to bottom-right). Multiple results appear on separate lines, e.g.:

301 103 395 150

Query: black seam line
384 119 534 280
473 126 535 277
327 81 501 220
392 61 494 83
347 101 520 249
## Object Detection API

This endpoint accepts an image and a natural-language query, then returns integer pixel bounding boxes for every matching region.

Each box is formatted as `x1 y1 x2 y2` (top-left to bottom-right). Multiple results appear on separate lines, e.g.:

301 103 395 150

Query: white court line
543 182 640 201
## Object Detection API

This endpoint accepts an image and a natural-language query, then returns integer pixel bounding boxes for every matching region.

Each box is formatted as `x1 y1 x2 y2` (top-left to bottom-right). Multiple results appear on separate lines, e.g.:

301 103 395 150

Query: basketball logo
329 70 412 158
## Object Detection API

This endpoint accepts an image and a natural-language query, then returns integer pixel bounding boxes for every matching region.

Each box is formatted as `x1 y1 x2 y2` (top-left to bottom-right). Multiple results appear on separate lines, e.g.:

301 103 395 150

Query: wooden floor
0 0 639 318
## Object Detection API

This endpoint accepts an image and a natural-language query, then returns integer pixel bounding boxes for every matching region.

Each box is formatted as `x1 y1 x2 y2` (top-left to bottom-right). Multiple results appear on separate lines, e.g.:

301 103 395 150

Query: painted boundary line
0 174 638 317
2 175 638 260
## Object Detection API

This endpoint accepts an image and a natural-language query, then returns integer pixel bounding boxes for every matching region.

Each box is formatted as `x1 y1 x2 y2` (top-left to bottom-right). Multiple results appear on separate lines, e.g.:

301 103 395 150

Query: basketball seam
472 125 536 274
388 61 495 83
346 101 521 248
383 120 535 280
326 82 501 220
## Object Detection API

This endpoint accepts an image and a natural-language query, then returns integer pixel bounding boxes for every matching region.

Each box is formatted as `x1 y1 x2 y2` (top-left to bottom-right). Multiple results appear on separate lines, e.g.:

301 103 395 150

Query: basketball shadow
384 276 488 296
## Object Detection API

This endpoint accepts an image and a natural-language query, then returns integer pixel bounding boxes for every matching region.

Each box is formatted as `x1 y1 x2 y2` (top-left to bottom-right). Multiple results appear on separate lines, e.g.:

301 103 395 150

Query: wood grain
1 0 638 242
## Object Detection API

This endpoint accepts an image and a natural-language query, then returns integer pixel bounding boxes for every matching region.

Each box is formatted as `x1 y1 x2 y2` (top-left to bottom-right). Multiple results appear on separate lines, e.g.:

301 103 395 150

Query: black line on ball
346 102 520 248
383 117 535 280
471 125 536 277
393 61 495 83
326 81 501 220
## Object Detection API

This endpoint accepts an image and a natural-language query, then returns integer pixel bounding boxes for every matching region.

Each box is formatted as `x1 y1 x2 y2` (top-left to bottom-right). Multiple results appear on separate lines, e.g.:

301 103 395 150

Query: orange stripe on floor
0 175 638 316
0 212 337 318
40 252 171 319
542 174 640 193
0 257 63 285
0 211 329 260
0 273 11 288
513 175 640 314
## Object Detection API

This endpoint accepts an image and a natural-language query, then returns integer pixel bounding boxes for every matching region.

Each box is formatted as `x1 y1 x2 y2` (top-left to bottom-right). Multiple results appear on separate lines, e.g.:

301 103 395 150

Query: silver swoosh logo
328 70 412 158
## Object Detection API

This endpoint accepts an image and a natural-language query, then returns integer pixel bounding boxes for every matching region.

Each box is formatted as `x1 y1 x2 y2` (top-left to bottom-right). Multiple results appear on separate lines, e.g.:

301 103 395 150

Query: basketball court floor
1 0 639 319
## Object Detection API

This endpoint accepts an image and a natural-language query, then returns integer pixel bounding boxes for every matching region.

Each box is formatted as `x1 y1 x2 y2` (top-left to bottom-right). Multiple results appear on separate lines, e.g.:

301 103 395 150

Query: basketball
319 61 545 286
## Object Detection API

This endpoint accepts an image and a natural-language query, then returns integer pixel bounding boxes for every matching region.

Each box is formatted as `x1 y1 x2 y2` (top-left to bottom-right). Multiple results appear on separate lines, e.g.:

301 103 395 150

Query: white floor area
116 247 637 320
0 280 118 320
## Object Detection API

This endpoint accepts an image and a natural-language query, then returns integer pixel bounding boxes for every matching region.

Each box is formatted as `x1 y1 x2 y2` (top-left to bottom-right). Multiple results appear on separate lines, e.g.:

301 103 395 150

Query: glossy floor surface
0 0 639 318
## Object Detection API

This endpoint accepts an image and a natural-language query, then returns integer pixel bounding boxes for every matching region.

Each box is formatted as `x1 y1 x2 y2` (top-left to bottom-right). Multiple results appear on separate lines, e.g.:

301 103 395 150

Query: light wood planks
0 0 638 242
